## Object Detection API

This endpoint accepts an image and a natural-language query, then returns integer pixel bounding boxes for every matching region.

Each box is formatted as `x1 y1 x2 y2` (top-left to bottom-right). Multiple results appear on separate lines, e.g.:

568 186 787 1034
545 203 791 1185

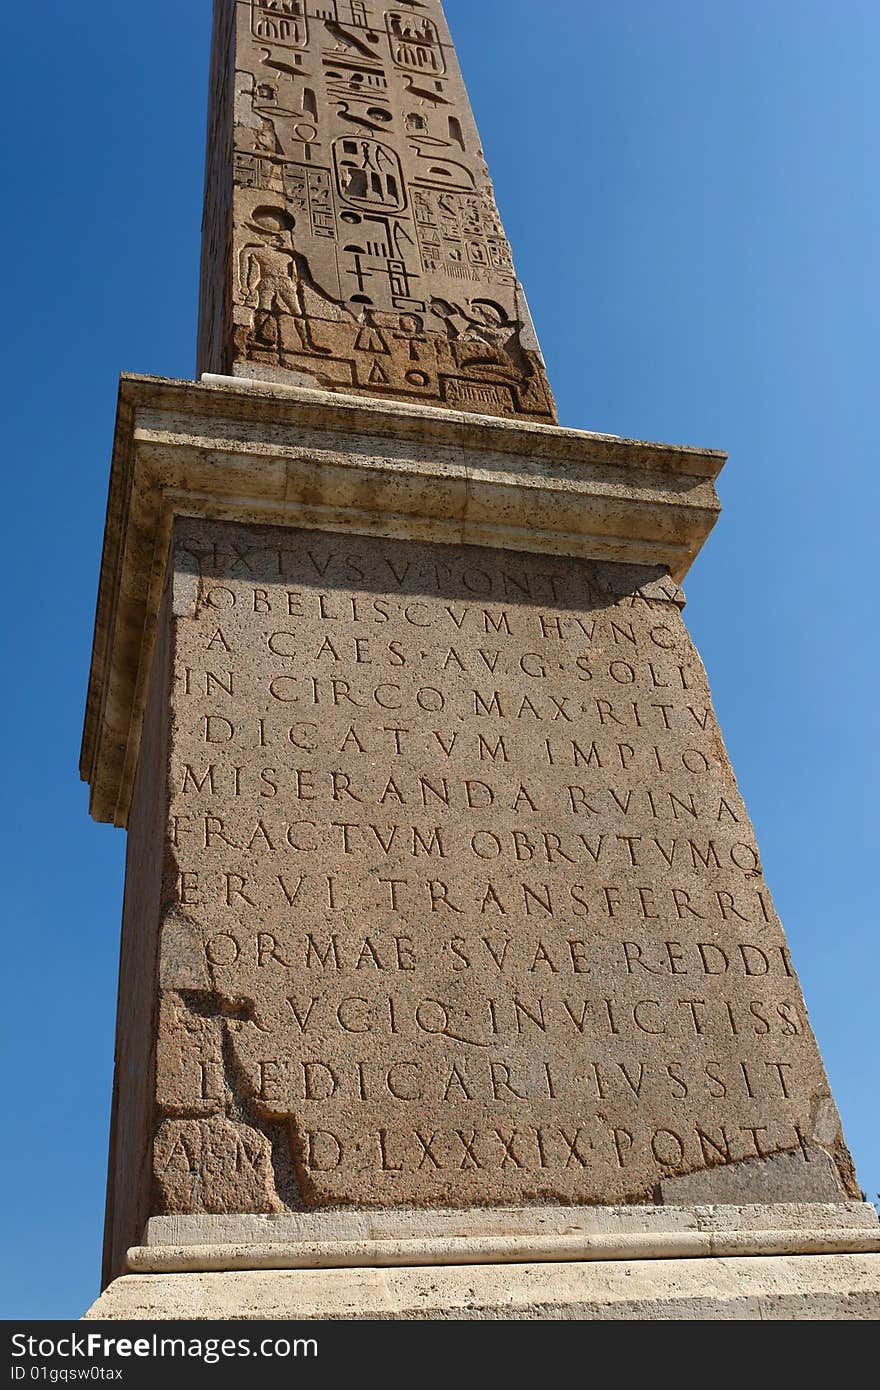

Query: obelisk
198 0 555 421
82 1 880 1318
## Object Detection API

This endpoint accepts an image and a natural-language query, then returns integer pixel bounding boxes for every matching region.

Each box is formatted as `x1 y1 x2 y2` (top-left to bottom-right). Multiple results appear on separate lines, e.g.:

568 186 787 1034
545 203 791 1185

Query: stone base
85 1252 880 1320
86 1204 880 1320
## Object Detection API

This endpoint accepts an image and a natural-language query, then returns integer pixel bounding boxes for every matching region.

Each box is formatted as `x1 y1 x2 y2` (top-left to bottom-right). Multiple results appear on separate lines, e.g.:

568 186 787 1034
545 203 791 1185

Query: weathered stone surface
134 515 859 1224
84 1253 880 1320
198 0 556 421
154 1116 284 1215
660 1149 847 1205
100 573 173 1286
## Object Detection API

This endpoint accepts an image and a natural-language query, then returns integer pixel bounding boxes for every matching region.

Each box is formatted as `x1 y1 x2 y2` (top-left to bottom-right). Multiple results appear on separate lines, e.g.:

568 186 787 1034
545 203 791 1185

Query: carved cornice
80 372 724 826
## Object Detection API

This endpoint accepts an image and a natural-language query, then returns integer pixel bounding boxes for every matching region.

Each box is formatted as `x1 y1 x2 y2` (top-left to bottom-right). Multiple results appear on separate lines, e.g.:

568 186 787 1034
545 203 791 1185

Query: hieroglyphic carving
198 0 556 420
153 518 857 1212
251 0 309 49
386 11 446 75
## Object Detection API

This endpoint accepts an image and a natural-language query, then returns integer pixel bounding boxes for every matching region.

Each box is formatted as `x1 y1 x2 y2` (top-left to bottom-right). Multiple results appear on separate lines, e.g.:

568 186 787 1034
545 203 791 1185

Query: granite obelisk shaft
197 0 556 421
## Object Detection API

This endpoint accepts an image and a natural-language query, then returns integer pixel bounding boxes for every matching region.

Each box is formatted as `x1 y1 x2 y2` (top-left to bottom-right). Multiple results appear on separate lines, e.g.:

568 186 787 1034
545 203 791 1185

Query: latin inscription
154 520 852 1211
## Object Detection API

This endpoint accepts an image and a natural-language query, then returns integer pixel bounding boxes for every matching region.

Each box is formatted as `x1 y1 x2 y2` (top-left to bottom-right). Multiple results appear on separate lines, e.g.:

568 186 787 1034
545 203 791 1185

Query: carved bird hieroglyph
404 75 451 107
324 19 382 59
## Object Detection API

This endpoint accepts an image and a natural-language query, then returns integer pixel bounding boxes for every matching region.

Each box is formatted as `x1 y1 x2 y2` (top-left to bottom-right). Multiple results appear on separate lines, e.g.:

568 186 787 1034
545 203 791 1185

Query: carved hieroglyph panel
153 518 857 1213
197 1 556 421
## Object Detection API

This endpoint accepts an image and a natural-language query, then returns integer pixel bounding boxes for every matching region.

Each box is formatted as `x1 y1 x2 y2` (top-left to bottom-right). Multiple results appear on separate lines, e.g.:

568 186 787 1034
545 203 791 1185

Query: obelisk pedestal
80 376 880 1318
81 0 880 1319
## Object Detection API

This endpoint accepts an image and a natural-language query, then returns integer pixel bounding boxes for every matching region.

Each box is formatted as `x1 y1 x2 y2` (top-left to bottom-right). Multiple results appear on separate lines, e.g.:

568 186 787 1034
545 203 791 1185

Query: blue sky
1 1 878 1318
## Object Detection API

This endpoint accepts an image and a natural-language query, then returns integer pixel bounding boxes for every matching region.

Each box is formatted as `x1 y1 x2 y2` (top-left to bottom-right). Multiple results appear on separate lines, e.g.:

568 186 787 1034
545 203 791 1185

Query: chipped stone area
659 1149 848 1205
145 517 859 1215
154 1115 282 1215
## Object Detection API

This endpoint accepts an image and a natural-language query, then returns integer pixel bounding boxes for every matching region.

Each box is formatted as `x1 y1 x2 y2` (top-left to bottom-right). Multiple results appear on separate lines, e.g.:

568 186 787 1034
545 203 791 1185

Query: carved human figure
239 207 331 355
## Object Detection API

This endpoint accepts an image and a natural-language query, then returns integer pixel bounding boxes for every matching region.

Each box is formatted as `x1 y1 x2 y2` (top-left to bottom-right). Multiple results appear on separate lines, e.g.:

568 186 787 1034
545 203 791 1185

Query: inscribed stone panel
154 518 856 1212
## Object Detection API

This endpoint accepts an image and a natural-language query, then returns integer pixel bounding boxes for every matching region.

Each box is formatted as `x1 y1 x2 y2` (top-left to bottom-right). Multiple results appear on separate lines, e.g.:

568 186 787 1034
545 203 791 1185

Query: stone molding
130 1201 880 1273
80 372 724 826
140 1200 878 1247
128 1229 880 1276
